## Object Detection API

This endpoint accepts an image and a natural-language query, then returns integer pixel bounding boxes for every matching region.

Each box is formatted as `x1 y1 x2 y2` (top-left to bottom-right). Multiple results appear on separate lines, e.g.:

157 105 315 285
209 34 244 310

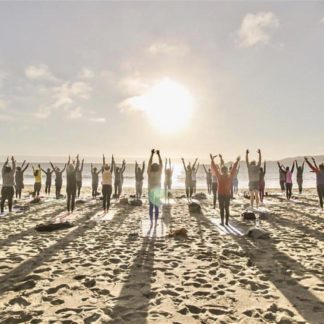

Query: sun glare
135 78 194 133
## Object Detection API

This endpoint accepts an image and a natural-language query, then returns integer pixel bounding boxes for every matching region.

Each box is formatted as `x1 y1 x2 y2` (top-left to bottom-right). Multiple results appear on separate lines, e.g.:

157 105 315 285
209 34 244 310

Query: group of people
1 153 324 224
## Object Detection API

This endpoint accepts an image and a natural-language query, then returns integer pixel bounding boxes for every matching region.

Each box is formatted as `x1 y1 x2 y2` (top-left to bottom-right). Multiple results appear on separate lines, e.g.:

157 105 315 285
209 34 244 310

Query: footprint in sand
46 284 69 294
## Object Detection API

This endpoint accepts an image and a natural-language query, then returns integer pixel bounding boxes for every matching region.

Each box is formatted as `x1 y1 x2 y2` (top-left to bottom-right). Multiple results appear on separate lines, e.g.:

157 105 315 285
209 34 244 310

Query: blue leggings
149 201 159 221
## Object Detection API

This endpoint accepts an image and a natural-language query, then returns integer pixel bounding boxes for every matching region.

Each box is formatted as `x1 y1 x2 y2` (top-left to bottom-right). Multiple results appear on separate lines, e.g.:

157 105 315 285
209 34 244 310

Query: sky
0 1 324 160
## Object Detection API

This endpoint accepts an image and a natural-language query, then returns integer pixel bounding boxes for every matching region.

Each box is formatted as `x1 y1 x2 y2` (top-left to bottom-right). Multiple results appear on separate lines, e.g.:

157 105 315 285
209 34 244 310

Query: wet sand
0 187 323 323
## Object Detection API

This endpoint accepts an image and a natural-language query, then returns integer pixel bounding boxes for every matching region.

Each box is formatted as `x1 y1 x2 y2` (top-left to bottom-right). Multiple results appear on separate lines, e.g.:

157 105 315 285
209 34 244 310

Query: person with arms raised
147 149 163 223
15 160 29 199
246 149 262 209
1 156 16 214
210 154 240 226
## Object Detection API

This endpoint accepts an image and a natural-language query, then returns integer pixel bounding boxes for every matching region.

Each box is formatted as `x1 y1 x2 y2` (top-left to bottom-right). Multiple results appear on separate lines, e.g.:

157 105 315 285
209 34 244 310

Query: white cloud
320 16 324 23
25 64 58 81
79 67 95 79
237 12 280 48
33 107 51 119
148 41 189 56
89 117 106 123
119 75 149 96
66 106 83 119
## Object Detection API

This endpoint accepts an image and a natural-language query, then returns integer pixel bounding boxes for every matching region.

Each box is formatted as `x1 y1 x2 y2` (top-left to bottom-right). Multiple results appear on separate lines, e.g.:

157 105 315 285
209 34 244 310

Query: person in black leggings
15 161 29 199
305 157 324 210
91 164 101 198
75 155 84 198
50 162 67 199
102 154 114 213
1 157 16 214
295 160 305 194
66 156 79 213
41 166 54 195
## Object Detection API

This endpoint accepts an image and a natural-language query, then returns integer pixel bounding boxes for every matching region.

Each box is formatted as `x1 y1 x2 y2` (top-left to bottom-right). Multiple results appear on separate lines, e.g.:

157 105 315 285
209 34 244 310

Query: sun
134 78 194 133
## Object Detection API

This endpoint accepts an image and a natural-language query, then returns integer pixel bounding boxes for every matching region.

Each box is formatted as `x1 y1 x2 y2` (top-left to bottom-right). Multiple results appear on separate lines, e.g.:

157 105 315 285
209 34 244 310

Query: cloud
147 41 189 56
66 106 83 119
0 99 7 110
89 117 106 123
119 75 149 96
320 16 324 23
237 12 280 48
79 67 95 79
33 107 51 119
25 64 58 82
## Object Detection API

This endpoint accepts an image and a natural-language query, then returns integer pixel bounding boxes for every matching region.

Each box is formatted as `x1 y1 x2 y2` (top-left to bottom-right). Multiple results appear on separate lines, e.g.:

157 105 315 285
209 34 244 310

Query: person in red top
210 154 240 226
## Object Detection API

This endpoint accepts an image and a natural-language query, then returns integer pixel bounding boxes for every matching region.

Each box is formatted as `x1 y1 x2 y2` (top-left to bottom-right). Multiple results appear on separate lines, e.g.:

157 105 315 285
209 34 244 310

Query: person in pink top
277 162 295 200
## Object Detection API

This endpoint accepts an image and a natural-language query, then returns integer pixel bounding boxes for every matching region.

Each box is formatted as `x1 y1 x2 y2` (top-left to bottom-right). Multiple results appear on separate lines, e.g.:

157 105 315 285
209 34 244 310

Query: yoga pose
15 161 29 199
191 163 199 194
113 156 126 199
210 154 240 225
295 160 305 194
102 154 114 213
147 149 163 222
164 158 173 203
66 156 79 213
259 161 266 203
32 164 42 197
232 164 240 196
75 155 84 198
246 149 262 209
91 164 101 198
135 161 145 200
304 157 324 210
182 158 198 200
40 166 54 195
279 165 286 193
277 162 295 200
1 157 16 214
203 165 212 194
50 162 66 199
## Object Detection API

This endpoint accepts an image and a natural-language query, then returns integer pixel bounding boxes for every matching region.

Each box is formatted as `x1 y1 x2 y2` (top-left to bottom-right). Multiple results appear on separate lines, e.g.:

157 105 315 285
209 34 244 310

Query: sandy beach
0 186 323 323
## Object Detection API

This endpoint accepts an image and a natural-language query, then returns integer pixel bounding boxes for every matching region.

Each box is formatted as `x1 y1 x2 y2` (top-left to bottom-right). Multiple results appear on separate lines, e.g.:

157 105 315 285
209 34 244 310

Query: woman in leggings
40 166 54 195
76 155 84 198
203 165 212 194
305 157 324 210
259 161 266 203
277 162 295 200
15 161 29 199
102 155 113 213
66 156 79 213
50 162 67 199
210 154 240 226
181 158 198 200
295 160 305 194
1 157 16 214
135 161 145 200
32 164 42 197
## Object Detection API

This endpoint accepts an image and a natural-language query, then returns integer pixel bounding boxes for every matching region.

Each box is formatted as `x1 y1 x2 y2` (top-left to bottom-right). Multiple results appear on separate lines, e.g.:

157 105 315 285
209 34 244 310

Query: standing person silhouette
203 165 212 194
147 149 163 223
102 154 114 213
181 158 198 200
32 164 42 197
66 155 79 213
164 158 173 204
277 162 295 200
1 157 16 214
15 161 29 199
304 157 324 210
259 161 266 203
90 163 101 198
50 161 67 199
135 161 145 200
210 154 240 225
246 149 262 209
76 155 84 198
295 160 305 194
40 165 54 195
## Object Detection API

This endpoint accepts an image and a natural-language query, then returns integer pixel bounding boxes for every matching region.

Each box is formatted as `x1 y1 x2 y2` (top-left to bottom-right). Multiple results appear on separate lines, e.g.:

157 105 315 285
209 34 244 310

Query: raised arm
147 149 154 174
193 158 198 169
121 160 126 173
81 159 84 172
210 154 220 178
181 158 187 172
277 162 285 173
312 157 319 169
257 149 262 167
203 164 208 174
230 157 240 177
195 163 200 173
301 162 305 172
157 150 163 170
263 161 266 175
60 164 67 174
21 160 26 168
291 161 295 173
22 163 29 173
40 167 47 174
219 154 225 167
245 150 249 166
50 162 56 171
304 157 318 172
11 156 16 171
295 160 299 169
141 161 145 175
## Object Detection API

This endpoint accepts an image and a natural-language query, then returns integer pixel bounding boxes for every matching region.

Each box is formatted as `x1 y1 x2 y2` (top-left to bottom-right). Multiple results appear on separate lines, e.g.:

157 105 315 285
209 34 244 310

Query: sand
0 186 323 323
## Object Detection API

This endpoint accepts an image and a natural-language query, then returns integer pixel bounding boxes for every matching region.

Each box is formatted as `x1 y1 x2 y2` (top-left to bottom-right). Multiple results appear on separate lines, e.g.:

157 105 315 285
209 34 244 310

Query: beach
0 187 323 323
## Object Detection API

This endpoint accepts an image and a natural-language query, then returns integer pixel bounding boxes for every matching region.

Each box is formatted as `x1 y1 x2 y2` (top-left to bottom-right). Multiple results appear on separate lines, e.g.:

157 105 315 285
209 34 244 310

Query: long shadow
0 201 94 248
0 205 128 295
109 224 157 323
195 209 324 323
161 204 172 235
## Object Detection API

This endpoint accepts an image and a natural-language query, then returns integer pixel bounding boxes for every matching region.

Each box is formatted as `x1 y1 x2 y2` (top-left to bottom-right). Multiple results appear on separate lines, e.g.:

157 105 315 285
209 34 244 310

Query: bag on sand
189 201 201 213
241 211 256 221
128 198 143 206
35 222 74 232
169 228 188 238
246 227 270 239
